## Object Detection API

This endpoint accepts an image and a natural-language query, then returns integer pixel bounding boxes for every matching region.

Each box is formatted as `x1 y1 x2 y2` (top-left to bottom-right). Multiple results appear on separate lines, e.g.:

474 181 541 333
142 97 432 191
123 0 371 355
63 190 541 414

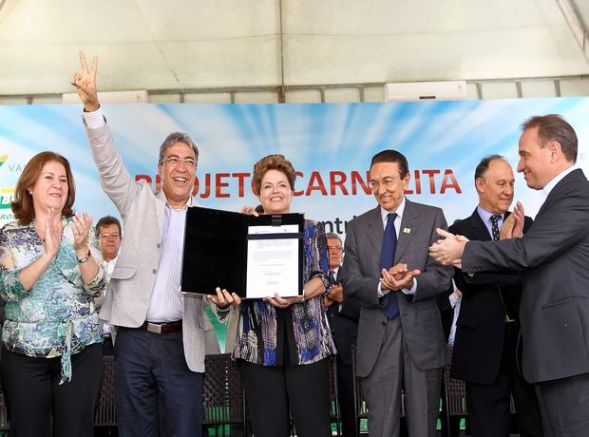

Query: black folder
181 206 305 298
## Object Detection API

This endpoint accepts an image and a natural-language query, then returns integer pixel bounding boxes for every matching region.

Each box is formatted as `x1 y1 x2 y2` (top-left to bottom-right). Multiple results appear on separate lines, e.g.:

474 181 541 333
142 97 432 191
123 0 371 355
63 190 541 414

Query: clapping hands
42 207 63 258
500 201 525 239
381 263 421 291
72 211 93 254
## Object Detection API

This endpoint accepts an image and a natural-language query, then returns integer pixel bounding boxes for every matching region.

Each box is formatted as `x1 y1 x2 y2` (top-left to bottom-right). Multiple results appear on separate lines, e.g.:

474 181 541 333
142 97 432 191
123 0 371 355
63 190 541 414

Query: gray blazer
341 200 453 377
462 169 589 383
85 122 212 372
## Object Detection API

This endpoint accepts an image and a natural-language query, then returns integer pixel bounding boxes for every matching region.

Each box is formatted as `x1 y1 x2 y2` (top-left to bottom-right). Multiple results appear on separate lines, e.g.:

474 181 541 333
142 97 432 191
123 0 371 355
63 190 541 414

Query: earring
28 190 33 195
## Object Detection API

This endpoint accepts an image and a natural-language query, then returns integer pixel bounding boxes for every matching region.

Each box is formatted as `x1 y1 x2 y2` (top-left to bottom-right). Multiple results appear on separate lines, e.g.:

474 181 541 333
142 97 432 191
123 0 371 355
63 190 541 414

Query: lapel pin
403 227 412 234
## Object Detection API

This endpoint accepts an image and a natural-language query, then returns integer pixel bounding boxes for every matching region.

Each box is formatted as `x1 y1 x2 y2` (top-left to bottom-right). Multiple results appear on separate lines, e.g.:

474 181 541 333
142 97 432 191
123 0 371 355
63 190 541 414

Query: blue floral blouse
234 219 336 366
0 218 106 383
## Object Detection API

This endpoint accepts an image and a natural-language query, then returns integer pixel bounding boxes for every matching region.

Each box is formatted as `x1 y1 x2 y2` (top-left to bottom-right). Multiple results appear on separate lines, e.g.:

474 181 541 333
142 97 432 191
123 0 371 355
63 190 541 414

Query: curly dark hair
251 154 296 195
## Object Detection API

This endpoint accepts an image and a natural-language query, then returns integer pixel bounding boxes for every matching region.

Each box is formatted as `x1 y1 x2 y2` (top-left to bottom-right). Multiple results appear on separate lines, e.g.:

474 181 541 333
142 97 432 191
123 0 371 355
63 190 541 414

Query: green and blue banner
2 98 589 230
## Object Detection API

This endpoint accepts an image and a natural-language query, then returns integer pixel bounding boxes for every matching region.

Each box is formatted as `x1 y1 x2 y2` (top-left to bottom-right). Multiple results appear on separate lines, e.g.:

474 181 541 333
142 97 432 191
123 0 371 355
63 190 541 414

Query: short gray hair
158 132 199 166
326 233 343 246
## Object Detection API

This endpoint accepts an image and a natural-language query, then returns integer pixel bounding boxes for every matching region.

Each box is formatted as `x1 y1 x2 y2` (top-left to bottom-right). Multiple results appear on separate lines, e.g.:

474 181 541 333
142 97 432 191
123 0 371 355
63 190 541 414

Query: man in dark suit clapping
449 155 542 437
341 150 453 436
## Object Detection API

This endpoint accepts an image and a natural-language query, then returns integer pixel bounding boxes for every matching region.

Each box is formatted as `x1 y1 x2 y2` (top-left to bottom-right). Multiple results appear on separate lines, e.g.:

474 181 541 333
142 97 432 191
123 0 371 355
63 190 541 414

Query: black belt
139 320 183 334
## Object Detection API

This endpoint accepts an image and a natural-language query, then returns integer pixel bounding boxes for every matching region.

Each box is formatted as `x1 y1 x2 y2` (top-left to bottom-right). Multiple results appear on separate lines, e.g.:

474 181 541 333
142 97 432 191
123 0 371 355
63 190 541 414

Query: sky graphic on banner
1 98 588 233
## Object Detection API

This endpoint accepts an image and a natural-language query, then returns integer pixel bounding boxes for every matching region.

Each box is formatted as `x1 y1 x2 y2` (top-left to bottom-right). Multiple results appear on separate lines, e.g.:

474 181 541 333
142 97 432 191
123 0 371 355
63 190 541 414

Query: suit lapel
536 168 582 218
394 200 417 262
468 208 514 241
468 208 513 241
469 209 492 241
366 206 384 259
155 191 167 240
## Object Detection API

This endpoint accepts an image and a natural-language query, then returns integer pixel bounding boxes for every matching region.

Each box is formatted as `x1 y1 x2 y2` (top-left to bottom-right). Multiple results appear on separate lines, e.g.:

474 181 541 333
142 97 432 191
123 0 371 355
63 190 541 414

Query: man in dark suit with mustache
449 155 542 437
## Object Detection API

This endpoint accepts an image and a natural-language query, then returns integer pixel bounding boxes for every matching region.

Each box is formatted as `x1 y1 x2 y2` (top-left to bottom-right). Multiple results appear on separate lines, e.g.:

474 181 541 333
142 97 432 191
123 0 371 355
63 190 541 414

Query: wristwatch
77 250 91 264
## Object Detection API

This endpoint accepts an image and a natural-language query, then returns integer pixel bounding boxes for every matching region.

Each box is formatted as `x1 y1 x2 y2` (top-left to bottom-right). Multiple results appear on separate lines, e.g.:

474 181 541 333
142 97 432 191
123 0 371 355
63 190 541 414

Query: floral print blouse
234 219 336 366
0 218 106 383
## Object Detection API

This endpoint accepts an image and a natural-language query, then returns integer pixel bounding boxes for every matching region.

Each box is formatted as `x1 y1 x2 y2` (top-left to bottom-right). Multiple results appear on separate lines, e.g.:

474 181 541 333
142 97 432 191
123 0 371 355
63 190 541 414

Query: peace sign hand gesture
71 50 100 112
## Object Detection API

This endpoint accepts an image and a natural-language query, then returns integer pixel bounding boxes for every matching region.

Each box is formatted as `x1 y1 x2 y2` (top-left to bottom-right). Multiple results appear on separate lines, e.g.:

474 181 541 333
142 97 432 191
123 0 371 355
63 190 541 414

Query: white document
246 224 301 298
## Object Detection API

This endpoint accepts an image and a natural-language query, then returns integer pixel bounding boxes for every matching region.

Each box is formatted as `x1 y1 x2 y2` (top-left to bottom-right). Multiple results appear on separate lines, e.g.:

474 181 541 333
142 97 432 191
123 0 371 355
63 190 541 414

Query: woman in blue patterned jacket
210 154 336 437
0 151 106 437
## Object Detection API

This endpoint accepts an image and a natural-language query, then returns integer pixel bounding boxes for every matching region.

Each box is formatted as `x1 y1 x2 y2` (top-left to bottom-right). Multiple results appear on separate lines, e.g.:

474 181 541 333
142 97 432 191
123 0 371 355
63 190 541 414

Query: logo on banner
0 155 23 174
0 188 15 225
0 156 16 220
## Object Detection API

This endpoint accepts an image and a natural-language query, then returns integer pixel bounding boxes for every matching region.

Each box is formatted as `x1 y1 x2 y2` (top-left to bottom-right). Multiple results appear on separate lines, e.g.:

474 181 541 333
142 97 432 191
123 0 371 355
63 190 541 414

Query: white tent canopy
0 0 588 97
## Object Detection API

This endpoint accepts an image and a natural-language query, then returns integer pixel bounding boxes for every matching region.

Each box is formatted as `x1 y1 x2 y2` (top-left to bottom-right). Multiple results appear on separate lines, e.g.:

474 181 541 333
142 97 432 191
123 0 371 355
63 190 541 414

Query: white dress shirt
145 204 187 322
100 256 118 335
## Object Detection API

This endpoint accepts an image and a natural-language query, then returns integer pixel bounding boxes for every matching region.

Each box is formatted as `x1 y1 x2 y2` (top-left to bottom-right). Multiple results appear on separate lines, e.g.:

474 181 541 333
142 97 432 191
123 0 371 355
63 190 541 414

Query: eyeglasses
99 233 121 239
369 176 400 192
327 246 343 251
163 156 196 168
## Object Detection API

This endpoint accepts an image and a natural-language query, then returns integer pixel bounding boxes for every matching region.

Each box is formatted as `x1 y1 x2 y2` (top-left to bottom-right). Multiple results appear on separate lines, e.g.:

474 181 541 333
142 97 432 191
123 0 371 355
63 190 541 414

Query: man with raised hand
72 52 214 437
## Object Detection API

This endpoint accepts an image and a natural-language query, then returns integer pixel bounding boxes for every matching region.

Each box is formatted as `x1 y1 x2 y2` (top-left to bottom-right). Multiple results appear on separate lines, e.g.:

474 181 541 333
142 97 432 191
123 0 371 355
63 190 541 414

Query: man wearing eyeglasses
340 149 453 437
72 52 213 437
95 215 123 354
96 215 122 274
324 233 361 437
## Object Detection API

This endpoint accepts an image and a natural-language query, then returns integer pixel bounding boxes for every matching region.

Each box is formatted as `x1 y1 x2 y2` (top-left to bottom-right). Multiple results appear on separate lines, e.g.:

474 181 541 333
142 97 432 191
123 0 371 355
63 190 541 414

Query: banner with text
2 98 589 233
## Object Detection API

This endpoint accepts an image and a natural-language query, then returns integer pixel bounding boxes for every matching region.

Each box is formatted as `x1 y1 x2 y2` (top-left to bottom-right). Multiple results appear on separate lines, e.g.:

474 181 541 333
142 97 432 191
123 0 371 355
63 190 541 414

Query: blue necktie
380 212 399 319
491 214 501 241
